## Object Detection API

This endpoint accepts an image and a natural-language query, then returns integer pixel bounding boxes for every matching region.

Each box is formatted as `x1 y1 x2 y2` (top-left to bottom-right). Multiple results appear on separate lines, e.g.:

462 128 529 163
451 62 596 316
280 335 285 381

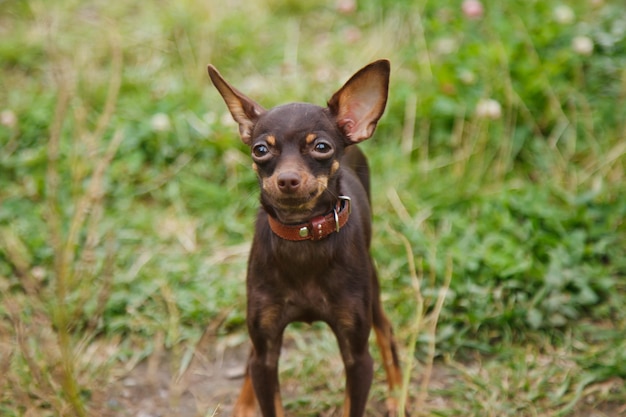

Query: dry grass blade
395 230 424 417
416 256 451 411
70 129 124 324
42 36 87 415
3 295 65 413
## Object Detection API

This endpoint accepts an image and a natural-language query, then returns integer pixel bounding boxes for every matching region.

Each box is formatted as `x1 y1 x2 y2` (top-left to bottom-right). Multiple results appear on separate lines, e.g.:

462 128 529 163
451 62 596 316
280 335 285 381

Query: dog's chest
275 235 333 259
282 280 334 323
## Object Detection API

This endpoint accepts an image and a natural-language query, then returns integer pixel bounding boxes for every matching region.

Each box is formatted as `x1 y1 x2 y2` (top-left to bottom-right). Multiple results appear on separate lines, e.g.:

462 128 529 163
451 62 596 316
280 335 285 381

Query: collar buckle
335 196 351 233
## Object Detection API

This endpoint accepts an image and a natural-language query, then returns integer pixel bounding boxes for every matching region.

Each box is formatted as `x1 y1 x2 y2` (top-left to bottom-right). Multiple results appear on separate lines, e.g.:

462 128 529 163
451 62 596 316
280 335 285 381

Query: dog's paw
384 398 411 417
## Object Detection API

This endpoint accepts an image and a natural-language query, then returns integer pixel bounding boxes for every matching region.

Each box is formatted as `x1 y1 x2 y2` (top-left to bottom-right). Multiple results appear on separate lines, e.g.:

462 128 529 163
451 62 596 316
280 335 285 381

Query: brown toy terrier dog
207 60 404 417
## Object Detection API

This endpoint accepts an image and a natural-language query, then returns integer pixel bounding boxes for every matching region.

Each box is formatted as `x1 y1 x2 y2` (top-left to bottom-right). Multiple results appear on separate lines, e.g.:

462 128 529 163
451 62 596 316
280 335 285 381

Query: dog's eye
313 141 333 155
253 144 270 158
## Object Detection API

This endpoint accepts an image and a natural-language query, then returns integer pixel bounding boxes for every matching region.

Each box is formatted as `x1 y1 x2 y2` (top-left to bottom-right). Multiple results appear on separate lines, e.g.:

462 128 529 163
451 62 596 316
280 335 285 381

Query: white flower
31 266 46 280
336 0 356 14
343 26 362 44
1 109 17 128
434 37 457 55
572 35 594 56
462 0 484 19
553 5 575 24
150 113 171 132
458 69 476 85
476 98 502 120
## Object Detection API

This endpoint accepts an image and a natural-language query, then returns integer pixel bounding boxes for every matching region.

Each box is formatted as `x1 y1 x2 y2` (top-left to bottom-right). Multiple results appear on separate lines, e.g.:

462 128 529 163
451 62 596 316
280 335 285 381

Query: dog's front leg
246 299 286 417
331 309 374 417
249 343 284 417
343 349 374 417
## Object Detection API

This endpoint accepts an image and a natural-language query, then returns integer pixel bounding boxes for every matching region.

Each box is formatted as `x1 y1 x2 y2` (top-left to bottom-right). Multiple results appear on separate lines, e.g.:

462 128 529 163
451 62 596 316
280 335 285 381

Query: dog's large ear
327 59 390 143
208 65 266 145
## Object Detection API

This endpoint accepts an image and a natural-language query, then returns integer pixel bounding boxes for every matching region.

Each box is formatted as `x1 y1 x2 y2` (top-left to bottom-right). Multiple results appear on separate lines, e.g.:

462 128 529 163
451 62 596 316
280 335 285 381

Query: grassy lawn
1 0 625 416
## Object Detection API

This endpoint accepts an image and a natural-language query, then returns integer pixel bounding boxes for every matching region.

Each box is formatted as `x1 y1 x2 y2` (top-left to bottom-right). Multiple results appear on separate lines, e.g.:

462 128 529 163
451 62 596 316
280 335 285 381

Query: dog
207 60 403 417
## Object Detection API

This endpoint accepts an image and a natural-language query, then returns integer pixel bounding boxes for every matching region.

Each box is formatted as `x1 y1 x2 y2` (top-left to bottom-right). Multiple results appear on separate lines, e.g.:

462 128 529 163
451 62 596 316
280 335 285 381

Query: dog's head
208 60 389 223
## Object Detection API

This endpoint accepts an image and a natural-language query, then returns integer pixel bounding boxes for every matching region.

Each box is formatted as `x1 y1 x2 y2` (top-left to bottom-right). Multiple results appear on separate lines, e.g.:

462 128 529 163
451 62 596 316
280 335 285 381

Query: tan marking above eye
266 135 276 146
305 133 317 144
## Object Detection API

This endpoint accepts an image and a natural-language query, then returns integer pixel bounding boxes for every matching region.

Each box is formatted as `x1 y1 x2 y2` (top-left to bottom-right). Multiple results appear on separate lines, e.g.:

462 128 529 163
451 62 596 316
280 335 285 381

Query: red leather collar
267 196 351 241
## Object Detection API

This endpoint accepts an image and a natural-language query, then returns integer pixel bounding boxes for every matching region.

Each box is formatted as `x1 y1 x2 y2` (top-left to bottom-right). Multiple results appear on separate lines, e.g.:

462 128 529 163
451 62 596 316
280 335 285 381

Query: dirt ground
105 331 248 417
104 330 624 417
104 328 423 417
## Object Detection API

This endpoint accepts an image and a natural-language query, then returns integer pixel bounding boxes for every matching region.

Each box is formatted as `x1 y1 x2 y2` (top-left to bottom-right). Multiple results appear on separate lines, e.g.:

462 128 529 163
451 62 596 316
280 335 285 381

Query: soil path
106 331 247 417
105 328 410 417
105 330 624 417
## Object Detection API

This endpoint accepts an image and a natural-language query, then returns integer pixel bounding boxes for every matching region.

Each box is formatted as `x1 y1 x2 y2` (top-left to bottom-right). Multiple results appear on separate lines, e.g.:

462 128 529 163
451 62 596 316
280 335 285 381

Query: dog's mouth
262 185 332 225
272 188 323 210
258 171 334 224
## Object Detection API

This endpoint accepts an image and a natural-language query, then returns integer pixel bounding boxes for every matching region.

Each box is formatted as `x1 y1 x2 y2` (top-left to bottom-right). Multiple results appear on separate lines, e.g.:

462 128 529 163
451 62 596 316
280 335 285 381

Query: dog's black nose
277 171 302 194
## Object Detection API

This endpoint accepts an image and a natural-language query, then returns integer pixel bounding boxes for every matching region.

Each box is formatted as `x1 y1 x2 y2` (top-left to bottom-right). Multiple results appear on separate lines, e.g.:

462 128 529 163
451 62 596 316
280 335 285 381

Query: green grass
1 0 625 416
